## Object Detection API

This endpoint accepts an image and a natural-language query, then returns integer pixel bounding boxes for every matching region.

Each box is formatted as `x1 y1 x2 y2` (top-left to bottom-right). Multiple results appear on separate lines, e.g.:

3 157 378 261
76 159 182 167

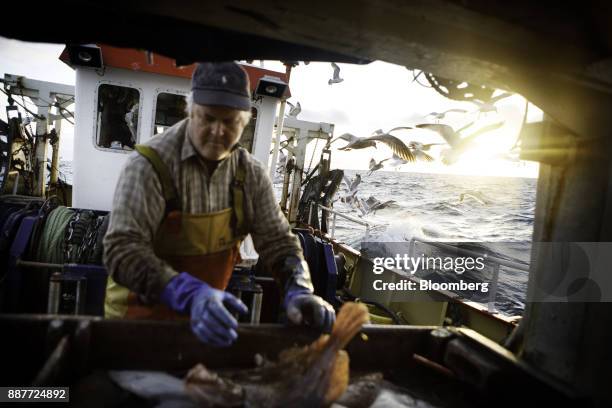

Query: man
103 62 335 347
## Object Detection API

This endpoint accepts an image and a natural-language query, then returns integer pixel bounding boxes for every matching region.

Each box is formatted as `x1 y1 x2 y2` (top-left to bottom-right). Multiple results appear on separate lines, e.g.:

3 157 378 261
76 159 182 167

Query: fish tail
329 302 369 350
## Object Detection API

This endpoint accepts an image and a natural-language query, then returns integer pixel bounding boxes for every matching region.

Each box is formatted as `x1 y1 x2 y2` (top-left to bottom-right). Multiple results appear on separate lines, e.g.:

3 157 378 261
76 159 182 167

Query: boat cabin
61 45 290 211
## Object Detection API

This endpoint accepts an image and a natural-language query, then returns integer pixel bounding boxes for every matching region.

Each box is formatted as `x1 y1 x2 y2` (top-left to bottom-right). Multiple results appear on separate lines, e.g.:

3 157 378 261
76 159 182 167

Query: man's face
188 104 246 161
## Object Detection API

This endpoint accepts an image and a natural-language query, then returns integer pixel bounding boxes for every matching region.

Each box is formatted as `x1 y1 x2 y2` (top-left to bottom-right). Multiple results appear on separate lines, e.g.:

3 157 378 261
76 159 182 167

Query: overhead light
255 75 287 98
67 44 103 69
78 51 93 62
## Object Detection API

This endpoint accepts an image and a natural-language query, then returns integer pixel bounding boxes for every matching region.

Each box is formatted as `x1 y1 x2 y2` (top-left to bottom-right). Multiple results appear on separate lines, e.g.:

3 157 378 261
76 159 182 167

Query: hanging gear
297 169 344 231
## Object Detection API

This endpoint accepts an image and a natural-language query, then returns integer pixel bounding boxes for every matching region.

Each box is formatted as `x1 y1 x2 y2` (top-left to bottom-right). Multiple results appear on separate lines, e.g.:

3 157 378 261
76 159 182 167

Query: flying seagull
407 142 437 162
360 196 398 215
426 109 468 121
328 62 344 85
387 153 409 167
416 121 505 165
367 158 390 175
342 173 362 194
286 101 301 117
276 151 287 172
471 92 513 115
333 132 416 162
383 127 442 162
372 126 414 136
337 174 363 210
407 141 445 152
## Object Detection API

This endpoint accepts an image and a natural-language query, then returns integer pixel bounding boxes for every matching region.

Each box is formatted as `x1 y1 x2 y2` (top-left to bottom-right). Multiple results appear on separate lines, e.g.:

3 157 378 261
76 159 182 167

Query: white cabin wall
73 67 190 210
251 97 278 169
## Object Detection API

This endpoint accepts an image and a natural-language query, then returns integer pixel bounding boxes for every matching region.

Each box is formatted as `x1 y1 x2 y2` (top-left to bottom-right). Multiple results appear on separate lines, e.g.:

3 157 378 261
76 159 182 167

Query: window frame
151 88 188 136
93 80 143 154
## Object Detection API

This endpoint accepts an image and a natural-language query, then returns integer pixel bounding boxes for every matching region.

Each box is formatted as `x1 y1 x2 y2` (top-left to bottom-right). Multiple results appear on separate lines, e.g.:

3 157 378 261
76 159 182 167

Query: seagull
371 126 417 137
386 153 409 167
386 126 415 134
471 92 513 115
342 173 362 194
426 109 468 121
416 121 504 165
368 158 390 176
272 151 288 183
276 151 287 172
335 179 365 214
286 101 301 117
361 196 398 215
330 132 363 147
328 62 344 85
407 142 436 162
340 192 360 207
333 132 416 162
382 126 444 162
353 197 369 216
407 141 445 152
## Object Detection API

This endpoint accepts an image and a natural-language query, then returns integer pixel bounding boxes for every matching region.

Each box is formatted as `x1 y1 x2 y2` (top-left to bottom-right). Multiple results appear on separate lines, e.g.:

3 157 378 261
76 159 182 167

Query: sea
276 169 536 317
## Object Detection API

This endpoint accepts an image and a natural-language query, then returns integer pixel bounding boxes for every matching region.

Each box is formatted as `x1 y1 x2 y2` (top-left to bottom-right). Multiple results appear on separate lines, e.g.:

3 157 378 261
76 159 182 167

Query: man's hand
189 285 248 347
285 291 336 333
281 257 336 333
161 272 248 347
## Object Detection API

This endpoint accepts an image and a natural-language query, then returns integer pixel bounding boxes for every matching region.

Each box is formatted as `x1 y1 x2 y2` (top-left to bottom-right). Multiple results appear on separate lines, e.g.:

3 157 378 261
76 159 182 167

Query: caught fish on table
185 302 370 408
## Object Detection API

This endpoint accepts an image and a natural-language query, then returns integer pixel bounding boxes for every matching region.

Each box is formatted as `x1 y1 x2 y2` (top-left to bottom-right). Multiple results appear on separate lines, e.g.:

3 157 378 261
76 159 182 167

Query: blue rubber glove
281 257 336 333
161 272 248 347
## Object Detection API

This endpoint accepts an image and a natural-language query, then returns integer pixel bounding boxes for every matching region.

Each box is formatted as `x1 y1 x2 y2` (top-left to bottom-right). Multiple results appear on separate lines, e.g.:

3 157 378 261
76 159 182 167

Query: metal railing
313 203 371 239
408 239 530 313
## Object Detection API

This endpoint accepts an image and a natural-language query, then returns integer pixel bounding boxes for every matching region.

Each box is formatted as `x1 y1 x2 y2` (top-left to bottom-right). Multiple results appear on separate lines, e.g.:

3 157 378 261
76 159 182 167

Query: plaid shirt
103 118 303 300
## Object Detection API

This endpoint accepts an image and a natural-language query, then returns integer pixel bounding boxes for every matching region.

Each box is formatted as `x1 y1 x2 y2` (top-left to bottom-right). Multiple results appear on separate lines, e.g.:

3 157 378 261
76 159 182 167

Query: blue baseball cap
191 62 251 111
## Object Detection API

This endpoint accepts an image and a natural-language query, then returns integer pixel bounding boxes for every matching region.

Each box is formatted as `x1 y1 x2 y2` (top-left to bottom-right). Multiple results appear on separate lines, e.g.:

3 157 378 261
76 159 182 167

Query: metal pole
33 91 51 197
308 201 314 225
12 172 20 195
288 128 307 223
16 259 63 269
269 63 293 180
250 290 263 324
280 156 294 211
271 102 287 179
49 99 64 185
47 272 62 314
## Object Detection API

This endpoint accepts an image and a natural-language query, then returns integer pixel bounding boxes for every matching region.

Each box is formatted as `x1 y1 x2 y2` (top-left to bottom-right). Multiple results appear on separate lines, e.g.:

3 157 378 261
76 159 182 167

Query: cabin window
96 84 140 150
239 107 258 153
154 92 188 135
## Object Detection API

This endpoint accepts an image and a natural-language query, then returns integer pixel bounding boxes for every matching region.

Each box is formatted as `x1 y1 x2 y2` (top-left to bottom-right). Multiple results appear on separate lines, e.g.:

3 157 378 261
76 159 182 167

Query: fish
185 302 370 407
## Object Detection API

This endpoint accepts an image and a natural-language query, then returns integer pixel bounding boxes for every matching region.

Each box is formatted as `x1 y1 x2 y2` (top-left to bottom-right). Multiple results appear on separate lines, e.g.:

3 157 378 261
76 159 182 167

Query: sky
0 36 541 178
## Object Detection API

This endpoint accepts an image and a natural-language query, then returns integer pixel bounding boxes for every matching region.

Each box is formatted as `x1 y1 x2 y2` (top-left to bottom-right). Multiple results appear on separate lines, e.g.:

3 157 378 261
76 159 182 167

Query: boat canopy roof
59 44 291 97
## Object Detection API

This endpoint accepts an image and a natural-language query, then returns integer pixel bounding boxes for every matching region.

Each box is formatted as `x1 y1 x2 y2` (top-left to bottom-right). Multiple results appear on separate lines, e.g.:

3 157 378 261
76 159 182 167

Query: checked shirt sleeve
102 153 178 301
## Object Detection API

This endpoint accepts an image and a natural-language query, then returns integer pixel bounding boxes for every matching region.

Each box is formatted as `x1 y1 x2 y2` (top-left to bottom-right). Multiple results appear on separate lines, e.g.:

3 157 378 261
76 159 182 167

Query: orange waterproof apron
104 145 247 320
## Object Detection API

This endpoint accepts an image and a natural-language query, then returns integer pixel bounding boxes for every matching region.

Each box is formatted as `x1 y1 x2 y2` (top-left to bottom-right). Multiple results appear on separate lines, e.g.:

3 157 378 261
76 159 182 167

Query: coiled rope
34 206 74 264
